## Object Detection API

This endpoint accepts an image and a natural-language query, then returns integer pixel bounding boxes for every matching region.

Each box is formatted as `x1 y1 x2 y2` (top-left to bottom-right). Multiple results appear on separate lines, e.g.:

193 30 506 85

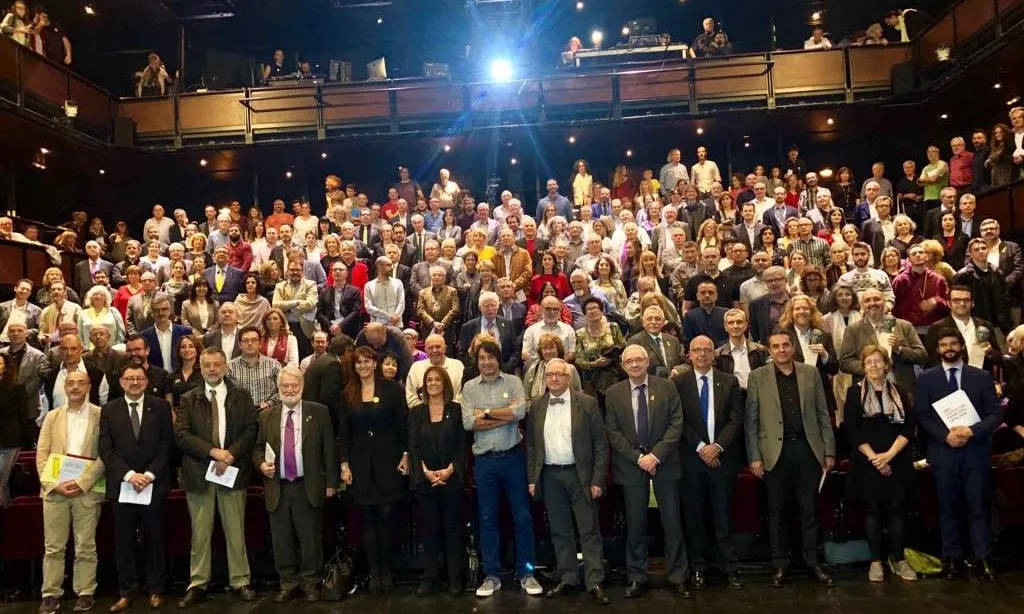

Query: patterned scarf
859 377 905 423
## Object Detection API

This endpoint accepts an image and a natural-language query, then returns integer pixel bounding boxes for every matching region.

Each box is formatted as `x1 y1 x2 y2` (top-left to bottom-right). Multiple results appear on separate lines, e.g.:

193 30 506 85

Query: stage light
819 168 834 178
199 158 208 167
696 127 704 135
591 30 604 46
811 11 821 20
744 142 750 148
489 58 514 82
993 83 1002 89
622 26 630 36
826 117 834 125
940 113 948 119
63 99 78 118
576 1 584 10
84 4 95 16
568 136 576 144
443 144 451 152
40 147 49 155
625 149 633 157
1007 96 1021 106
377 15 383 24
510 157 518 165
285 170 293 179
321 152 328 159
99 169 105 175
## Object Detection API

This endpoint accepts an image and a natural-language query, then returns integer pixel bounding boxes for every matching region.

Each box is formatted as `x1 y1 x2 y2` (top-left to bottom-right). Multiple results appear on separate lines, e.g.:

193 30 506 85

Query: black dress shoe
589 585 610 605
669 582 693 599
623 582 648 599
727 572 744 590
943 558 959 581
979 558 996 582
771 568 788 589
545 582 576 598
237 586 256 602
692 569 706 591
175 589 205 609
415 581 437 597
273 589 293 603
811 566 835 588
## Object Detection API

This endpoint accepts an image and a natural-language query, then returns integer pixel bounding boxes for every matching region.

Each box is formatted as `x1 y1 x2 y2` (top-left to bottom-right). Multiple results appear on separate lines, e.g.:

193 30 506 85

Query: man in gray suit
626 305 684 378
0 278 42 345
605 345 689 599
745 330 836 589
255 366 338 603
0 322 47 425
838 287 927 396
75 241 118 298
526 359 609 604
124 272 165 336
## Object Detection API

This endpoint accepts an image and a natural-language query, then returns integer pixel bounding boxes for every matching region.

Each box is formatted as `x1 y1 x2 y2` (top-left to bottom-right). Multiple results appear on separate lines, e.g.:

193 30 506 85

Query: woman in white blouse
78 286 127 351
571 159 593 208
180 279 218 335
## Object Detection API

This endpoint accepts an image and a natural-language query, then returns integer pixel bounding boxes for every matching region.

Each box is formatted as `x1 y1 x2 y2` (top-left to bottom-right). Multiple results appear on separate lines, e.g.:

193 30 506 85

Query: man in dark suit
673 336 745 590
355 322 413 381
458 291 521 374
316 262 363 341
747 267 789 345
745 330 835 588
109 335 172 401
839 288 929 395
204 246 245 304
174 347 259 607
681 280 729 350
761 188 799 238
123 272 164 336
139 295 193 372
41 333 109 415
75 240 117 298
526 360 610 604
914 327 1001 581
99 363 173 611
979 218 1024 327
627 304 684 378
732 202 766 254
255 366 338 602
924 285 1004 370
861 196 897 265
496 278 528 337
604 345 690 599
952 238 1012 333
302 335 353 430
714 309 769 390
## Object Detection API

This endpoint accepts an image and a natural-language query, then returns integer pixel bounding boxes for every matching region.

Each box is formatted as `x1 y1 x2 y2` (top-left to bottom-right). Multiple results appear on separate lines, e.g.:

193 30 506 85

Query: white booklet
205 460 239 488
118 482 153 505
931 389 981 429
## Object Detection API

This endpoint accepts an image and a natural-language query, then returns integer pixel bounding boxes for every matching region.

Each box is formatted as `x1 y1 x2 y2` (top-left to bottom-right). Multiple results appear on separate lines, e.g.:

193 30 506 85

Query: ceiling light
625 149 633 157
622 26 630 36
199 158 208 167
376 15 383 24
826 117 834 125
576 1 584 10
510 158 518 165
568 136 576 144
443 144 451 152
994 83 1002 89
83 4 95 16
285 170 293 179
811 11 821 20
321 152 328 159
940 113 948 119
819 168 834 178
696 127 704 135
99 169 105 175
1007 96 1021 106
744 142 750 148
489 58 514 82
591 30 603 46
39 147 49 155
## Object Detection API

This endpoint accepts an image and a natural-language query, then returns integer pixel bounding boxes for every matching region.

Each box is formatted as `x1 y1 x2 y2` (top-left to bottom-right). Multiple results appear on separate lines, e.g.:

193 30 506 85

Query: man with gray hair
206 213 232 254
409 213 436 262
457 291 519 373
169 208 190 244
854 180 883 229
363 256 404 327
75 240 117 298
522 296 576 367
564 269 612 330
860 162 893 199
410 239 449 296
470 203 501 246
125 272 167 335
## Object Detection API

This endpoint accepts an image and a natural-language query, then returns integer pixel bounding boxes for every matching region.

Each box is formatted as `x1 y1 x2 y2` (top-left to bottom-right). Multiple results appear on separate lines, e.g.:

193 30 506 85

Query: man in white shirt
690 146 722 197
522 296 576 368
803 27 832 49
41 333 109 416
140 296 192 372
363 256 405 327
715 309 768 389
749 182 773 221
299 332 329 373
405 334 465 406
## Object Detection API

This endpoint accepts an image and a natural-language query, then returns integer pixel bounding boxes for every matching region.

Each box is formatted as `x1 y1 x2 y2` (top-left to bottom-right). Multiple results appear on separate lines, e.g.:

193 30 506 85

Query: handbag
321 523 355 600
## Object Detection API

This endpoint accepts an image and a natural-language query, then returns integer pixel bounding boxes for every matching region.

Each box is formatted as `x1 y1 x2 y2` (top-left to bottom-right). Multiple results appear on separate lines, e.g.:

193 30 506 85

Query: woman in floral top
574 296 626 398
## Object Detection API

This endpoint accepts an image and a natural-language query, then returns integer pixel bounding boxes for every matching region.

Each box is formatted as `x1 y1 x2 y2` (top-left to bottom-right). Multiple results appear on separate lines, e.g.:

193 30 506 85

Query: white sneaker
890 559 919 582
520 575 543 596
868 561 884 582
476 576 501 597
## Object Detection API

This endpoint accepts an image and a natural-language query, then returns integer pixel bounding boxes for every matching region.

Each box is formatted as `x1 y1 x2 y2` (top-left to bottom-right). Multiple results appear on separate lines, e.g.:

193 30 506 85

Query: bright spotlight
510 158 518 165
285 170 293 179
443 144 451 152
576 1 584 10
819 168 834 179
489 58 514 82
591 30 604 46
622 26 630 36
84 4 96 16
811 11 821 20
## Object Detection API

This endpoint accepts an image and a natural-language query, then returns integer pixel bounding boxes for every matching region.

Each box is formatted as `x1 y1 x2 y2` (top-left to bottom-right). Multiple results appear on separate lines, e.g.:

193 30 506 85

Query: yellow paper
41 454 106 495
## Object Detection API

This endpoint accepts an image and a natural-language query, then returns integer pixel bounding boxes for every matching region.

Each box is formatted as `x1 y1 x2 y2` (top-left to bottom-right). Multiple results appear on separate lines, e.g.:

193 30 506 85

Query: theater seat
731 470 762 535
995 466 1024 527
914 468 940 528
0 496 45 560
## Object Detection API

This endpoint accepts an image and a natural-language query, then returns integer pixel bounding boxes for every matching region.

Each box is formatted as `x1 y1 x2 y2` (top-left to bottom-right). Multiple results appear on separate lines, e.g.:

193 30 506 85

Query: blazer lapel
53 409 69 455
712 376 726 424
618 385 638 443
267 406 283 459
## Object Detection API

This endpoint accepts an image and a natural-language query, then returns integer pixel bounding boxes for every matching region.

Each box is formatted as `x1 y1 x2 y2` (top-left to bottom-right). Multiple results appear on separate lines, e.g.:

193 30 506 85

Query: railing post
388 85 399 134
611 73 621 120
244 87 253 145
316 85 326 140
688 59 698 114
843 47 854 103
173 92 182 149
766 52 776 110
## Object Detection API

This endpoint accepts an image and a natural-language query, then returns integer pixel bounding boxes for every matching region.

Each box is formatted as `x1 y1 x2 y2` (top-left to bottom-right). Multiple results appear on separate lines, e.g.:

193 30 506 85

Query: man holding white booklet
914 327 1002 583
37 371 106 614
174 346 259 608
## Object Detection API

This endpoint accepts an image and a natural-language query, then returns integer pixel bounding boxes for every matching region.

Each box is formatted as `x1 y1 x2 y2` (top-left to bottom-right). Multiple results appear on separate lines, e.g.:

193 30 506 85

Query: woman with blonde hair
634 179 659 209
918 239 956 282
779 293 838 412
611 164 635 201
35 267 81 308
258 260 282 301
697 218 720 254
823 282 861 418
78 285 127 350
187 233 208 262
571 159 593 208
261 307 298 366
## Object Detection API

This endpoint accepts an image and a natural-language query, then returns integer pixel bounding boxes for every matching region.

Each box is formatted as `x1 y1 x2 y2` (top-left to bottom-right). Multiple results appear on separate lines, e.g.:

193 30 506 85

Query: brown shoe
109 597 134 613
39 597 61 614
73 596 95 612
148 595 164 609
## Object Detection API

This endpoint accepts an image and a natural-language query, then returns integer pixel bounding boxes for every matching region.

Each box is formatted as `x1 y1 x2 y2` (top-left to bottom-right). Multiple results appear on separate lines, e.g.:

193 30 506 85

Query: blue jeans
474 446 535 578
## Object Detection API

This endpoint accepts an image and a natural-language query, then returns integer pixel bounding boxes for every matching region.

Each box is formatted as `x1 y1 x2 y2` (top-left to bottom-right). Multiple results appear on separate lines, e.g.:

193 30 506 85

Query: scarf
859 377 905 423
529 360 549 399
262 333 289 365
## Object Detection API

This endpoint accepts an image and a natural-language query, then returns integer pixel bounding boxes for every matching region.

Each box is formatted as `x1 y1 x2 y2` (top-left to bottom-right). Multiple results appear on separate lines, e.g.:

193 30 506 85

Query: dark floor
2 570 1023 614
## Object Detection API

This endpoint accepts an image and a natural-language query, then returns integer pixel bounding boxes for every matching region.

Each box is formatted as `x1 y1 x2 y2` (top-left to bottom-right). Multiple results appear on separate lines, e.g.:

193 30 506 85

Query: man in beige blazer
491 228 534 298
273 259 319 359
36 371 106 614
745 330 835 589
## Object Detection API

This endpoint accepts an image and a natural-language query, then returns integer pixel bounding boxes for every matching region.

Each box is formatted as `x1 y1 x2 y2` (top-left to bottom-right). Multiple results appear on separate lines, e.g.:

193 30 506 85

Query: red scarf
262 333 289 365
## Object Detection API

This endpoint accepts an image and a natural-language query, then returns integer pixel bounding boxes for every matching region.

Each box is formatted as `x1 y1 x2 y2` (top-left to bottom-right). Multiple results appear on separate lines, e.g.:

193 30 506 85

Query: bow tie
549 397 565 405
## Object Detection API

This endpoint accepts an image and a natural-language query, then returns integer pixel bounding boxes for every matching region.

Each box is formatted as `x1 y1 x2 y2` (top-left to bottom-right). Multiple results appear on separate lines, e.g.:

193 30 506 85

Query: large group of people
0 101 1023 613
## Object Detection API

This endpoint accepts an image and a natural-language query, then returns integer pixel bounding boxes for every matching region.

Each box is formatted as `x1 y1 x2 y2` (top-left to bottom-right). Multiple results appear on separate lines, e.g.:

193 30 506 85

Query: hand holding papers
119 481 153 505
205 460 239 488
932 390 981 430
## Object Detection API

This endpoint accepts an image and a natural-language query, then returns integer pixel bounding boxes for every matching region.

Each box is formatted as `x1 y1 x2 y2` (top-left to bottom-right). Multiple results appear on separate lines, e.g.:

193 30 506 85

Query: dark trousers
682 453 739 573
541 465 604 589
288 321 313 360
764 439 820 570
474 446 535 578
360 503 394 576
269 480 323 590
113 499 167 596
933 458 992 559
621 477 686 584
418 487 463 584
864 500 906 562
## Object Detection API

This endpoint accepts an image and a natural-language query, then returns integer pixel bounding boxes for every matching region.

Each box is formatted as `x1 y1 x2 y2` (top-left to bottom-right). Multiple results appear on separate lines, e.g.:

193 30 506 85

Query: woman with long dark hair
408 366 465 597
170 335 204 408
986 123 1016 188
338 347 409 595
180 279 218 335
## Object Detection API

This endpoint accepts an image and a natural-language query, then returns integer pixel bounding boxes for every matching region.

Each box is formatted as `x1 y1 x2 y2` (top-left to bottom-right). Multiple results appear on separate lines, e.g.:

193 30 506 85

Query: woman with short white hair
78 286 127 351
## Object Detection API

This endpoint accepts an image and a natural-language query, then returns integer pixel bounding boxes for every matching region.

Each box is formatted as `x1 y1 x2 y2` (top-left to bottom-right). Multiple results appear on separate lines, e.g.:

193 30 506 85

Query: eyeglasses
546 372 569 378
120 376 147 382
690 348 714 354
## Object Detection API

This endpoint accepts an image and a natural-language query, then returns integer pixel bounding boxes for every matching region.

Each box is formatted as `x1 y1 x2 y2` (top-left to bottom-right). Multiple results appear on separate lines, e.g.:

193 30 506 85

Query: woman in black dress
843 345 917 583
338 346 409 595
170 335 204 408
408 366 466 597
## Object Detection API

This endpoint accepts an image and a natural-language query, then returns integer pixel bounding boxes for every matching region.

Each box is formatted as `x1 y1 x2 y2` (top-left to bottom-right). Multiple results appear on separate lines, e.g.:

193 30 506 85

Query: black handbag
321 523 355 601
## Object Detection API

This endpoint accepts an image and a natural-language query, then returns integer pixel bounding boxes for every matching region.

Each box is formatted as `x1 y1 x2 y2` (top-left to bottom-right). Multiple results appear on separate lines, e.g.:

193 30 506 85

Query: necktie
216 268 225 292
209 388 222 448
655 336 667 365
142 294 151 318
130 402 141 439
284 410 297 481
699 375 710 425
947 367 958 392
90 260 98 276
635 384 649 448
